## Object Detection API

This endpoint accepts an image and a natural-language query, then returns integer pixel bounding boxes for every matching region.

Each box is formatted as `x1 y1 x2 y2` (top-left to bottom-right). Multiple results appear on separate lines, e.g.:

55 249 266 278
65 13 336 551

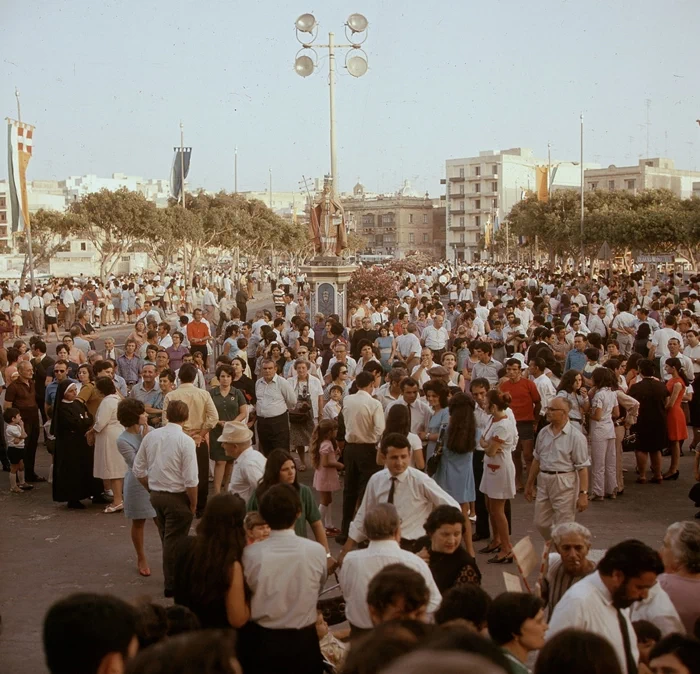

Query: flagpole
15 88 35 294
180 122 188 286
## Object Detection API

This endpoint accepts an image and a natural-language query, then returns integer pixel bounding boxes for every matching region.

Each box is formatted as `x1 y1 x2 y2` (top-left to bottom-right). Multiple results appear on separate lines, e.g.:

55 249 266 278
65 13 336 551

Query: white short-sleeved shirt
590 388 617 441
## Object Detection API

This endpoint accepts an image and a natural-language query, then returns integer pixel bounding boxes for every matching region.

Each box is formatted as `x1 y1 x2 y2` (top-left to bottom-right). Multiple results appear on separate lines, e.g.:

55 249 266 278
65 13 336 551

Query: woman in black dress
173 493 249 630
415 505 481 594
628 358 669 483
51 380 104 509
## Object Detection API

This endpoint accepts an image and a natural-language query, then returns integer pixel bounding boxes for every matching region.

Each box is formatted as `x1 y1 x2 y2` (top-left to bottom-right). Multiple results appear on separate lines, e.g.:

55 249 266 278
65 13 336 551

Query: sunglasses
54 369 67 374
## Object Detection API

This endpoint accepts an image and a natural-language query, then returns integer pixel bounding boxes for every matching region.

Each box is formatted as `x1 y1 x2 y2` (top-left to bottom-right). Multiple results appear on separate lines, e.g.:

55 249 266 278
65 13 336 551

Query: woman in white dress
91 378 126 513
588 367 620 501
479 389 518 565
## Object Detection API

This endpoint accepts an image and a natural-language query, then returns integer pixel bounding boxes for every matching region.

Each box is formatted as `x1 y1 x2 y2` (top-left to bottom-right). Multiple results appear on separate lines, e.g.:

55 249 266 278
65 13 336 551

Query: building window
0 213 5 224
409 233 415 243
626 179 636 190
475 199 481 210
80 242 87 251
362 214 374 225
492 181 498 191
0 197 5 208
409 214 414 224
460 201 465 211
459 184 464 194
459 168 465 178
474 184 481 193
608 180 615 191
492 164 498 175
459 216 465 227
423 233 429 243
423 214 428 224
589 182 598 190
492 198 498 208
121 255 130 262
460 233 465 243
475 215 481 228
474 166 481 176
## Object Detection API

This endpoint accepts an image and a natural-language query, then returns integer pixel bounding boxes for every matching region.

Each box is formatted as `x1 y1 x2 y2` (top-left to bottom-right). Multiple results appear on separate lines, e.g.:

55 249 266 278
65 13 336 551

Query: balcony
448 191 466 198
450 225 466 232
467 174 482 181
450 210 465 216
449 176 465 182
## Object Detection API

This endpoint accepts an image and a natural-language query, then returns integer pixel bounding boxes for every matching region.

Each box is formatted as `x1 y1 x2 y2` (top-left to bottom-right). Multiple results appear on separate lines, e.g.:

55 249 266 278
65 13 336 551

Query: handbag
621 430 638 452
289 383 312 424
426 424 447 477
318 574 346 626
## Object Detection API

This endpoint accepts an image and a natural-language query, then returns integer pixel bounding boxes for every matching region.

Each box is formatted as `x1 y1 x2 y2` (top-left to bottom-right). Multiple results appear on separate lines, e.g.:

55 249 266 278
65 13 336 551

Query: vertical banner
7 119 34 233
170 147 192 202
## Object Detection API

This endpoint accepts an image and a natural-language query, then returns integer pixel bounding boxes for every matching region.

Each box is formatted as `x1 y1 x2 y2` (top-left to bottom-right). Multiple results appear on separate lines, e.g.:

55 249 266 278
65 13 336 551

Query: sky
2 0 699 197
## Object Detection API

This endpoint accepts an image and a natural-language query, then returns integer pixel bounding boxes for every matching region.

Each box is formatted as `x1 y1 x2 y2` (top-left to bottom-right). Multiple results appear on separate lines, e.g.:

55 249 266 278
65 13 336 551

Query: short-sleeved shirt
500 378 541 422
5 423 24 448
5 380 39 424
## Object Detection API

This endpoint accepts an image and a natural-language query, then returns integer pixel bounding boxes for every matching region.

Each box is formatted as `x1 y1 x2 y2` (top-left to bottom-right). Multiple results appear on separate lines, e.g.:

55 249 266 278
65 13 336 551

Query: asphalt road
1 292 698 673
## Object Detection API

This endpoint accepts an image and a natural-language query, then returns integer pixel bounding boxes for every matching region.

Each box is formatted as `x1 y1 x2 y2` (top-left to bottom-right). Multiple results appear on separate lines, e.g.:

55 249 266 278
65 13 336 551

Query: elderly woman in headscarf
51 380 104 510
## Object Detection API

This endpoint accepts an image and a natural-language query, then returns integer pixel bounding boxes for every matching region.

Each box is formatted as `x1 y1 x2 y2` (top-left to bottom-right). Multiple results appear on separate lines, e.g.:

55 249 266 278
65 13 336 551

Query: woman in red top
663 357 690 480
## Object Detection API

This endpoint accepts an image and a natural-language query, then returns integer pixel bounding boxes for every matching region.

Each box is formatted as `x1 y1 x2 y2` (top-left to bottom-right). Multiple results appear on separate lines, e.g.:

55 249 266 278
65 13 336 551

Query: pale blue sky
2 0 699 196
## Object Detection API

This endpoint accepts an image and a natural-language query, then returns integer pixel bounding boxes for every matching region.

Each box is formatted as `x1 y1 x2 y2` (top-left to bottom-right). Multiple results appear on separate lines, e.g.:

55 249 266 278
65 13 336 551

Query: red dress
666 377 688 442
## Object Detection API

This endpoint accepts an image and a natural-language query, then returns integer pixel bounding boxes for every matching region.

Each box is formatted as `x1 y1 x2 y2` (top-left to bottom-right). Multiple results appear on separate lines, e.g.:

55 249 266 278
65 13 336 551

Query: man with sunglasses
44 360 78 416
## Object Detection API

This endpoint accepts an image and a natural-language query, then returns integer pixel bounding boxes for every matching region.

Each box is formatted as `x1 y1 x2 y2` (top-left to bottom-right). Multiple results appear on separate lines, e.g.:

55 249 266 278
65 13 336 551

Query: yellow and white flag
7 119 34 233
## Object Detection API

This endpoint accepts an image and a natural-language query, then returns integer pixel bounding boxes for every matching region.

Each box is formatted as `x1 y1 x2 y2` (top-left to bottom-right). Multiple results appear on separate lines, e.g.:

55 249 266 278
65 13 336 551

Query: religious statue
309 175 348 257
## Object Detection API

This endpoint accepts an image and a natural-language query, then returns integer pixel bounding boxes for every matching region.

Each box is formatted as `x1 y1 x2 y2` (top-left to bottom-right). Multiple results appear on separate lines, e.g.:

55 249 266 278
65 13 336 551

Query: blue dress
117 430 156 520
376 336 394 371
426 407 450 461
435 448 476 505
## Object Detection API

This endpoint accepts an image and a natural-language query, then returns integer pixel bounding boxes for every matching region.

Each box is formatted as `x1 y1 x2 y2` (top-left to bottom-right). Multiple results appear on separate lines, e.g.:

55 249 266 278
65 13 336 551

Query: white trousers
534 471 577 541
591 437 617 497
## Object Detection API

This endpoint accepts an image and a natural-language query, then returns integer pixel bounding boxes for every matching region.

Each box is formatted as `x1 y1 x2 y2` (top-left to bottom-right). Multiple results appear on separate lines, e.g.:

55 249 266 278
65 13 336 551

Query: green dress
208 386 247 462
247 484 321 538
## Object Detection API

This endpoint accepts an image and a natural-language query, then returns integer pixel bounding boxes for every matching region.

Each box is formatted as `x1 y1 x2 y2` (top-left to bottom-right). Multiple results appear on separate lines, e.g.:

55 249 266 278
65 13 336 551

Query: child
322 385 343 420
316 610 349 668
45 299 60 341
310 419 343 536
244 512 271 545
11 302 22 339
632 619 661 666
282 346 296 379
94 302 104 327
4 408 32 493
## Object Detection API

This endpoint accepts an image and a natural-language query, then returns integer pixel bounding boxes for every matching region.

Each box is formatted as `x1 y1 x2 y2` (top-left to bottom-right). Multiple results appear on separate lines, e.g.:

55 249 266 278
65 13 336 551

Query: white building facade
443 148 597 263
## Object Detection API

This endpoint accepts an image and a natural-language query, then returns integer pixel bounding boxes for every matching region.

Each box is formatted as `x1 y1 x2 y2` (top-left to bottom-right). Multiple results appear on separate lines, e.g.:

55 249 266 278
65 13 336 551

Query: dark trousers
195 440 209 514
341 442 381 537
473 452 512 538
256 413 290 457
150 491 193 594
24 419 40 480
239 622 323 674
237 303 247 322
190 344 208 368
430 348 446 363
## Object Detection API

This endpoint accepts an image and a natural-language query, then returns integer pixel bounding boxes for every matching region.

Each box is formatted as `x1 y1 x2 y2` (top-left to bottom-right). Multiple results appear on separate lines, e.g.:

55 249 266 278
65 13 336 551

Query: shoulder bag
426 423 447 477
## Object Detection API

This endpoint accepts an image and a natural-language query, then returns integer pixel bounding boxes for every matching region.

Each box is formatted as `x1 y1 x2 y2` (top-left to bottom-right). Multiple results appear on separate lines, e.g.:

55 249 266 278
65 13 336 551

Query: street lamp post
294 13 369 198
580 113 585 274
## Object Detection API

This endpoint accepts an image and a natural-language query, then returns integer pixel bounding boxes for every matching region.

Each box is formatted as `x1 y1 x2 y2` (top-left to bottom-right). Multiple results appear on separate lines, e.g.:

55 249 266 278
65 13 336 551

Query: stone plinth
302 259 357 323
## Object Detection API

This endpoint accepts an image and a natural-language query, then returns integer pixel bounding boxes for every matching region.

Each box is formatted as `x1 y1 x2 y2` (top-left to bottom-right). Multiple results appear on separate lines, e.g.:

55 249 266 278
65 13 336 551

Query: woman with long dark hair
379 403 424 469
433 392 477 557
173 493 250 629
246 449 332 555
555 370 589 428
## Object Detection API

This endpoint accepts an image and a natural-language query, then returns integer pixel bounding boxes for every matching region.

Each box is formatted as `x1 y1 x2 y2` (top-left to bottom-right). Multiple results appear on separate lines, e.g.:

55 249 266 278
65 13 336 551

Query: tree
16 209 71 283
344 232 366 258
347 266 396 305
140 207 196 275
66 188 157 281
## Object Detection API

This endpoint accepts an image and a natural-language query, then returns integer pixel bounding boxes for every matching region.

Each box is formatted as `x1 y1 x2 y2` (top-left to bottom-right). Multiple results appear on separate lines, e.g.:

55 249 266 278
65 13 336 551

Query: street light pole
328 31 338 197
580 113 585 274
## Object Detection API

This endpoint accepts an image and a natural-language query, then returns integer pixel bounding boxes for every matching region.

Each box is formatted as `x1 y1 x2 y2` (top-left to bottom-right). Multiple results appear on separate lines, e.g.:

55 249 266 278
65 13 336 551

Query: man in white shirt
611 303 637 357
529 357 557 422
336 372 386 545
339 432 459 562
339 503 441 637
241 483 327 674
255 359 297 456
515 298 534 331
395 324 422 370
422 314 449 362
132 400 198 597
661 338 694 382
649 315 683 375
325 342 358 383
157 322 173 349
548 539 665 674
283 293 298 323
221 421 266 503
386 377 431 435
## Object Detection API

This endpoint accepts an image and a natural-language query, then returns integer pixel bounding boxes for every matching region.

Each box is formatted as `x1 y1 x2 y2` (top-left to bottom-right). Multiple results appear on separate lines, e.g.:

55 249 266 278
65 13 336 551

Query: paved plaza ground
1 293 698 673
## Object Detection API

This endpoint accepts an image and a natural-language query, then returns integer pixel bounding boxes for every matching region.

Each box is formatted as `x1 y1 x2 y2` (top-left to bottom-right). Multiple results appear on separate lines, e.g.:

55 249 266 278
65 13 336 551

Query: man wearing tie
338 432 458 562
102 337 122 362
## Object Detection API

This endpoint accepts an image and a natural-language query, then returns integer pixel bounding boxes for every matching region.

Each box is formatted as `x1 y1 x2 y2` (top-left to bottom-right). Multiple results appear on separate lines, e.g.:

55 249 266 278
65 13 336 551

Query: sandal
487 552 514 564
479 543 501 554
104 503 124 514
9 486 22 494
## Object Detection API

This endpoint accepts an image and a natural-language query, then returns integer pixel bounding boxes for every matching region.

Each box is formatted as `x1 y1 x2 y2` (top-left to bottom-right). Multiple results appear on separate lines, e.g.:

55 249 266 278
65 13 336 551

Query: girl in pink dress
310 419 343 537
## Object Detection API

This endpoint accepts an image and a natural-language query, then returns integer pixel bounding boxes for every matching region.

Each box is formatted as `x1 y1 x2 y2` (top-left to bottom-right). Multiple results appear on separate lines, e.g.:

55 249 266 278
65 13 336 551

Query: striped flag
7 119 35 233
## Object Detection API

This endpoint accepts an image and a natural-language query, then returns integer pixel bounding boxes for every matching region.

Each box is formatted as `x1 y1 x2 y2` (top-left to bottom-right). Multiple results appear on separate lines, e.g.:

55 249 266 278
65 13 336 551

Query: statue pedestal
302 257 357 324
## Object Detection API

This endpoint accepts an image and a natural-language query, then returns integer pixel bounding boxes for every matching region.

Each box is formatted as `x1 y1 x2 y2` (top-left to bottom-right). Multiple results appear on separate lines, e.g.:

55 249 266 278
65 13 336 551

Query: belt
540 470 575 475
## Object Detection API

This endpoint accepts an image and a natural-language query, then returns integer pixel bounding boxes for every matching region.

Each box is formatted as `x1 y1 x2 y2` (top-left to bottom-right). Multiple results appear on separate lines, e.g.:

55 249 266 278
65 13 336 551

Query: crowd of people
3 261 700 674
